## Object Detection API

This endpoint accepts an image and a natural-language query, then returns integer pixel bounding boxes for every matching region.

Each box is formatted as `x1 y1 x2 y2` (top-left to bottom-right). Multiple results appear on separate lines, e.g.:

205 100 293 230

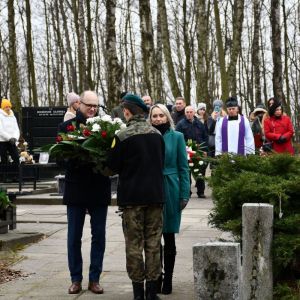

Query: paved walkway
0 187 230 300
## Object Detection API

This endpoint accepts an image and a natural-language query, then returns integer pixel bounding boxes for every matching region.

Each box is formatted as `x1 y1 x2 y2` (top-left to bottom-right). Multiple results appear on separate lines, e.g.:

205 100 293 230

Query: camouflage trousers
122 205 163 282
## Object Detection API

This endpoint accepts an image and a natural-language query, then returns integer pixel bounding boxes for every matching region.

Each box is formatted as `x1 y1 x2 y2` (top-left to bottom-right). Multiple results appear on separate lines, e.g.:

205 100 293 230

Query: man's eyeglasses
81 101 99 109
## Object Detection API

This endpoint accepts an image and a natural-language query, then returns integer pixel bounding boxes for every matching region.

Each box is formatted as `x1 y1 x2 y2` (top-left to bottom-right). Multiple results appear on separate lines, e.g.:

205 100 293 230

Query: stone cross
193 242 241 299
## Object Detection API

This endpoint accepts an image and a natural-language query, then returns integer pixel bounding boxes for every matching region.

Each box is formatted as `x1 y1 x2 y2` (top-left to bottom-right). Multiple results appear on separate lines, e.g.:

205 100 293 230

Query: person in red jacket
264 100 294 155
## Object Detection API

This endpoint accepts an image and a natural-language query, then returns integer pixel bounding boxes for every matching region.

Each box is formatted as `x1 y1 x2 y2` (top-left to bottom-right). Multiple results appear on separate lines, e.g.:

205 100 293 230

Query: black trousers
162 233 176 254
190 168 206 196
0 142 19 165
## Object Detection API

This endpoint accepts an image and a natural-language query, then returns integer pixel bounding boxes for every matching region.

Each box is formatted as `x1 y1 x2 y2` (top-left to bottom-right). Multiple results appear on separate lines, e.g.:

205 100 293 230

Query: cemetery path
0 186 229 299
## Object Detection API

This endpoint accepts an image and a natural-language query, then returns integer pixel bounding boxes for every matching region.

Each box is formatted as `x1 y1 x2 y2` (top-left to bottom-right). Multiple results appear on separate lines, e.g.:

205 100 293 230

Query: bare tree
252 0 262 105
214 0 244 99
282 1 291 115
196 0 210 104
59 1 78 93
7 0 21 111
139 0 157 99
157 0 181 99
105 0 123 110
270 0 285 103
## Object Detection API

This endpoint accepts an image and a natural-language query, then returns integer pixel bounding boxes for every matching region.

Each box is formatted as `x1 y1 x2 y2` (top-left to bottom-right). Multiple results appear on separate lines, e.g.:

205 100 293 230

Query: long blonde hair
148 104 175 129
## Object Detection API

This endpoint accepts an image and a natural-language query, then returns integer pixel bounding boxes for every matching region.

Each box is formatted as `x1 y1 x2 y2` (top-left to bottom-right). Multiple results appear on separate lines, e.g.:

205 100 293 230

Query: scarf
152 122 170 135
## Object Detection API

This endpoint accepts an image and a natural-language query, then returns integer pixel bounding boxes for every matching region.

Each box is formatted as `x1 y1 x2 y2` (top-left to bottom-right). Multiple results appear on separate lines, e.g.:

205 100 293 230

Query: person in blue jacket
149 104 190 295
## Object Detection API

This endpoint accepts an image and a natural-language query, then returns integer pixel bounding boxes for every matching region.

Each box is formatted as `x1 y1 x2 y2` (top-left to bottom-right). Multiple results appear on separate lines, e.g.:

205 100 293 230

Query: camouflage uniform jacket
106 114 165 207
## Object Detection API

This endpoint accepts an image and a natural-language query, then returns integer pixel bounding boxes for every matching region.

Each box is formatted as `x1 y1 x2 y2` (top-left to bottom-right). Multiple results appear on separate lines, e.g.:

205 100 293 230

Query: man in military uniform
106 94 165 300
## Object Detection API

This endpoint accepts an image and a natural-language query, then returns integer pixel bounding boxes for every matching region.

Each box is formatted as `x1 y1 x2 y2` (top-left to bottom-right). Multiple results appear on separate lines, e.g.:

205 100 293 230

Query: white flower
199 161 204 165
189 163 194 167
115 130 120 134
101 114 113 123
92 123 101 132
112 117 123 125
120 124 127 129
194 169 199 172
86 116 100 124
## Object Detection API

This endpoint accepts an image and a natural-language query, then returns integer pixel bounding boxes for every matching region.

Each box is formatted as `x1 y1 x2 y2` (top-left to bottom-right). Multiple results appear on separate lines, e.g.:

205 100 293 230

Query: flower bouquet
186 139 207 180
41 115 126 172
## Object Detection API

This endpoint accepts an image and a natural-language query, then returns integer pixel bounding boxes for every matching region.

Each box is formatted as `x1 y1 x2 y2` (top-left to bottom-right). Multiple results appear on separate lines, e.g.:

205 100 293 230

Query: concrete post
193 242 241 300
242 203 273 300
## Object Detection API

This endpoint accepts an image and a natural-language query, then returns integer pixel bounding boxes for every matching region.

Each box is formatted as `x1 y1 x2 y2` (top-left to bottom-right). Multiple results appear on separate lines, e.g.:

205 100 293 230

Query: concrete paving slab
0 185 232 299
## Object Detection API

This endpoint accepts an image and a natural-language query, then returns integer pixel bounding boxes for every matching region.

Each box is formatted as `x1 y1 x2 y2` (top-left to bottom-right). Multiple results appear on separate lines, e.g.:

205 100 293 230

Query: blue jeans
67 205 108 283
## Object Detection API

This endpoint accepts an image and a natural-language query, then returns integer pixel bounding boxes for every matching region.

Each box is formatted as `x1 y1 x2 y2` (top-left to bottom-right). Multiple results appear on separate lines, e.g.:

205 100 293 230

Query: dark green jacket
106 115 165 206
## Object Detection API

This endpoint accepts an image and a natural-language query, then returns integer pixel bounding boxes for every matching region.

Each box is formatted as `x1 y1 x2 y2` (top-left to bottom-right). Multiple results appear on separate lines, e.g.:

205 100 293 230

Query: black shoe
132 282 144 300
197 194 206 198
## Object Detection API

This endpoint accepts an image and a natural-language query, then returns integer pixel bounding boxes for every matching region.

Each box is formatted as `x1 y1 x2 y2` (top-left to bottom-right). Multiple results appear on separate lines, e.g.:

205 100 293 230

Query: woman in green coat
149 104 190 295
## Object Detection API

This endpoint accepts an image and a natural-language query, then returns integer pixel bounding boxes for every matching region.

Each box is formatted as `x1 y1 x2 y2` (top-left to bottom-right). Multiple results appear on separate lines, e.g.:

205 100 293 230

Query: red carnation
189 151 195 158
66 124 75 132
83 129 91 137
101 131 107 138
56 135 63 143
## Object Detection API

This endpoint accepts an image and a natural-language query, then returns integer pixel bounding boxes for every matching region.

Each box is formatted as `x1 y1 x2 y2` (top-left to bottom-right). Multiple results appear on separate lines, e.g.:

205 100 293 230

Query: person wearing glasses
58 91 110 295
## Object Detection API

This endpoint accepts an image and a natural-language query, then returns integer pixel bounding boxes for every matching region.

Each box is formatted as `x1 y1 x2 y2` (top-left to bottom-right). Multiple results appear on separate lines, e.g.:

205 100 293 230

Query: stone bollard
193 242 241 300
242 203 273 300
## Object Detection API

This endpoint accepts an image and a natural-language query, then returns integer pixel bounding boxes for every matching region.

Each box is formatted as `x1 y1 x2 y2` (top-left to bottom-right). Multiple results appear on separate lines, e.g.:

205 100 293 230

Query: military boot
145 281 161 300
132 281 144 300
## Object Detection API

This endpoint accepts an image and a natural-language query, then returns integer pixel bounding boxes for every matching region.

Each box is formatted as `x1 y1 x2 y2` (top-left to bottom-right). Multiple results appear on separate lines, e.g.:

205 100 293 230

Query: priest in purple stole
215 97 255 156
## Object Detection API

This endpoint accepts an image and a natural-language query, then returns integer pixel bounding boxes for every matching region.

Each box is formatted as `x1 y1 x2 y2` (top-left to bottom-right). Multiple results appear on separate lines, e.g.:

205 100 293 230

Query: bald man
58 91 111 295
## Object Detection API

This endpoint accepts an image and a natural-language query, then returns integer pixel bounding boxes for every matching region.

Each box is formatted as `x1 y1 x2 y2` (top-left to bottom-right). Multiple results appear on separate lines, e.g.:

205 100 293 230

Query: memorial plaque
22 107 67 152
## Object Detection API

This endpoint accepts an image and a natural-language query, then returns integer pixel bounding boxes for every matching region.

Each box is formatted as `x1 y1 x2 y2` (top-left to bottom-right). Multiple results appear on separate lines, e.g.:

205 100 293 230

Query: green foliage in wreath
208 153 300 298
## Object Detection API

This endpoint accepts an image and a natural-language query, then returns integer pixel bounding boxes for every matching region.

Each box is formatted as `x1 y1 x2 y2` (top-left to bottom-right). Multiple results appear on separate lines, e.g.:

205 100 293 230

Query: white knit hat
66 92 80 106
197 102 207 110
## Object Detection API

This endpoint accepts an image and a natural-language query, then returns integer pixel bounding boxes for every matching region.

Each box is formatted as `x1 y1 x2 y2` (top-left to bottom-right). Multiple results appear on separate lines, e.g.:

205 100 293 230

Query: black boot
132 282 145 300
145 281 161 300
162 251 176 294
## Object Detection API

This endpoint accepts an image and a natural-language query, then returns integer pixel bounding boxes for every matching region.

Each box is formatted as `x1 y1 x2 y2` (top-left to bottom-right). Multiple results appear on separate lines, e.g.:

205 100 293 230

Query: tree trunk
156 7 163 101
226 0 244 97
25 0 38 106
7 0 21 112
157 0 181 99
183 0 191 104
260 26 268 105
282 1 291 115
43 0 52 106
59 1 77 93
139 0 157 99
213 0 228 100
270 0 285 102
105 0 123 111
196 0 210 104
86 0 94 90
252 0 262 105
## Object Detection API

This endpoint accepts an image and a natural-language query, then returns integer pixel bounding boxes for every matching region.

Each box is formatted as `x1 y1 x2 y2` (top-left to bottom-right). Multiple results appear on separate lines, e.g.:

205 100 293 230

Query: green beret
122 94 148 112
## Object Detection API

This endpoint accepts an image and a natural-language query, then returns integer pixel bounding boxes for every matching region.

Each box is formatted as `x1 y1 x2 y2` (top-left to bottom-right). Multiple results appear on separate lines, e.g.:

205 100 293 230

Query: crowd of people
0 91 295 299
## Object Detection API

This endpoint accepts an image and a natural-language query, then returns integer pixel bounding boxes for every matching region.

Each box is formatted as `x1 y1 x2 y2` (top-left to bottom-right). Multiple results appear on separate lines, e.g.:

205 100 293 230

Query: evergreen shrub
208 154 300 298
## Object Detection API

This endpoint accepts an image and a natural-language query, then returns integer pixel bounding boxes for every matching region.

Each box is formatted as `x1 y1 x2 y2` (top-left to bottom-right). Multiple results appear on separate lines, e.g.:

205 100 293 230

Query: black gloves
277 136 287 144
180 200 188 210
9 138 17 145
